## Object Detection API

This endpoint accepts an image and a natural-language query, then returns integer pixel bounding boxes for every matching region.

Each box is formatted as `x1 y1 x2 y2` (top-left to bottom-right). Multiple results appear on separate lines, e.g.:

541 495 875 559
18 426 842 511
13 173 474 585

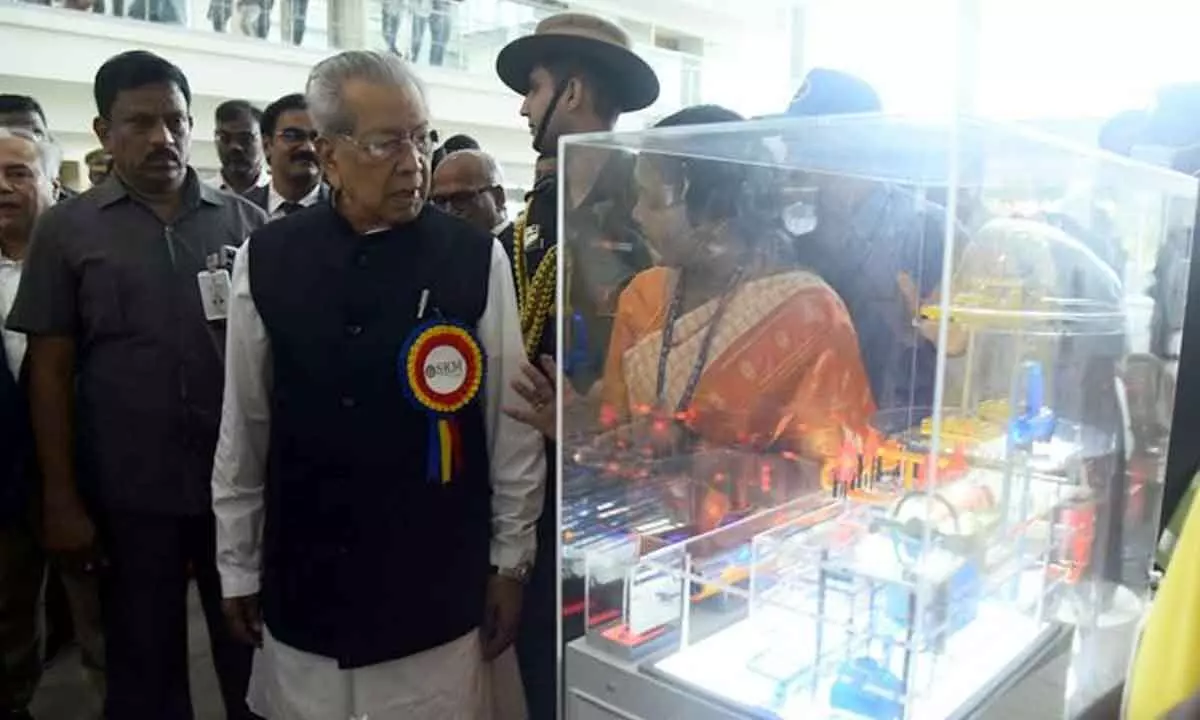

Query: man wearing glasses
245 93 327 220
430 148 513 258
212 50 544 719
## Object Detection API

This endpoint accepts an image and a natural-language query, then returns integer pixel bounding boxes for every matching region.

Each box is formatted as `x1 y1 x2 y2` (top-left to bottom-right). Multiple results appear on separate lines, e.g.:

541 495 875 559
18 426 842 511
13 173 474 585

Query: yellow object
918 415 998 444
510 206 558 358
975 399 1010 424
1125 487 1200 718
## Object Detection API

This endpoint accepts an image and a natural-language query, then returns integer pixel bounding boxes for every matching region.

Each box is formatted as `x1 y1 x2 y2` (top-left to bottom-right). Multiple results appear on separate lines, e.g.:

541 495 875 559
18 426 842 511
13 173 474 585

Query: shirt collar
268 181 323 215
492 218 511 236
93 168 224 210
213 169 270 193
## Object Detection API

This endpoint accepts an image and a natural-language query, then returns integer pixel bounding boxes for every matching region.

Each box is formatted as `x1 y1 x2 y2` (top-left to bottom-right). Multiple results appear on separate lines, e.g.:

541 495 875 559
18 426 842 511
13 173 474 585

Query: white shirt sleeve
479 239 546 569
212 240 273 598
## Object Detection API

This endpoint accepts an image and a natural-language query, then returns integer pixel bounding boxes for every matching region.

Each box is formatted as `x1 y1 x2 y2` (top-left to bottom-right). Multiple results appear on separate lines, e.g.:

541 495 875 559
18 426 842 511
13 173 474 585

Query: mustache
290 150 319 165
145 149 181 165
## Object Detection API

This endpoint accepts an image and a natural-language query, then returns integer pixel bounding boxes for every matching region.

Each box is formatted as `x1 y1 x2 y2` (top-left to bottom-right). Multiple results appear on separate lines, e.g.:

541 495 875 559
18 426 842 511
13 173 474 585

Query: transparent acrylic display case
557 114 1198 720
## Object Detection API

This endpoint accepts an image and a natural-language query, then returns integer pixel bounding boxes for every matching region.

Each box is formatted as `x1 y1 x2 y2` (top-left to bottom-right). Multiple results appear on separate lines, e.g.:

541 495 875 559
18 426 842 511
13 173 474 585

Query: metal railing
10 0 706 109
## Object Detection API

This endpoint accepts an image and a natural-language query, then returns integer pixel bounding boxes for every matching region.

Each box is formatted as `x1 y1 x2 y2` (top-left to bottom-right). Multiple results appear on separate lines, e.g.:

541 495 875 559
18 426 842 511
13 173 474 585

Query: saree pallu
601 267 877 461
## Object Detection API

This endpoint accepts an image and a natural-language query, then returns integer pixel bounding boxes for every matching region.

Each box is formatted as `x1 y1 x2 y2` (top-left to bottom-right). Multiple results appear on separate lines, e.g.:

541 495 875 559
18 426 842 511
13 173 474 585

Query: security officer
9 51 264 719
495 12 658 719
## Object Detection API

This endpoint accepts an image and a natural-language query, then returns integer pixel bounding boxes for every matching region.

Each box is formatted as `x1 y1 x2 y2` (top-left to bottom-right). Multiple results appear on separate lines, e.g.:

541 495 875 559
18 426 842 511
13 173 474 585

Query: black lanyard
654 267 744 414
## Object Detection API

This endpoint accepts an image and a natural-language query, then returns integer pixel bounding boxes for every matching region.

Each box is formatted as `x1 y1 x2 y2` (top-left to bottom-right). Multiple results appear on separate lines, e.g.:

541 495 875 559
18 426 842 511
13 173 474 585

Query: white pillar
330 0 367 51
787 2 807 94
953 0 983 115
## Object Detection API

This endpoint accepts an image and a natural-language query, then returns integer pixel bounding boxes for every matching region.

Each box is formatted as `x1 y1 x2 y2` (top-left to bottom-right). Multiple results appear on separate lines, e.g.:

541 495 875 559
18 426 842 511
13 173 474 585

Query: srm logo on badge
424 358 464 380
422 344 469 396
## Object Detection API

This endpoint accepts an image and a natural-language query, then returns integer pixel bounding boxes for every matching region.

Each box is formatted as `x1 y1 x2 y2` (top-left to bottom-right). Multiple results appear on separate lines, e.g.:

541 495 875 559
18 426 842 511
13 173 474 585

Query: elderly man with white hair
0 126 58 720
211 50 545 719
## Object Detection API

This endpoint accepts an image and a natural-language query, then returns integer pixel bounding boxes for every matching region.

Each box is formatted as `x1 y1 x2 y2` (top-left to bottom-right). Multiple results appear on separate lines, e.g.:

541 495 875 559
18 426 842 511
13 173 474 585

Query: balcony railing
6 0 705 111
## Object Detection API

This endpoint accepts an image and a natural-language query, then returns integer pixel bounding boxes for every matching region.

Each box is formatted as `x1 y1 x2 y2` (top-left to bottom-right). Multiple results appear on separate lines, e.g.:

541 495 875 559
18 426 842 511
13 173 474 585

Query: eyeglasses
430 186 495 209
338 128 435 164
277 127 319 144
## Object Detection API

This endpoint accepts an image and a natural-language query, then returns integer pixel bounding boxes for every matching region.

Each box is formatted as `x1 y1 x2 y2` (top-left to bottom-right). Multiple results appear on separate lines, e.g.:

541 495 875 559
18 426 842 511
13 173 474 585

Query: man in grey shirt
7 50 265 719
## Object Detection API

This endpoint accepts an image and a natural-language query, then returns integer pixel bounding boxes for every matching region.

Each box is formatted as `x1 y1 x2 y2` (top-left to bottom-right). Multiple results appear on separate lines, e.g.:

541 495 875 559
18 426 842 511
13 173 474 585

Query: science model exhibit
556 114 1199 719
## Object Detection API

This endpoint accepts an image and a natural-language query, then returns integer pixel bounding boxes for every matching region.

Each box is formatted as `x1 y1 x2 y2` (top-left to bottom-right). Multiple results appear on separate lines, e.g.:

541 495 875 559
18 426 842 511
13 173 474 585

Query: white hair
0 126 62 180
306 50 427 136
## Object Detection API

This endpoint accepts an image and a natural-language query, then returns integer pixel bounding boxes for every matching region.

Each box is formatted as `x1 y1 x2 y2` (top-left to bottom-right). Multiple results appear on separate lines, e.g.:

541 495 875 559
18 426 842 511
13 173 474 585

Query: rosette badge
399 320 485 484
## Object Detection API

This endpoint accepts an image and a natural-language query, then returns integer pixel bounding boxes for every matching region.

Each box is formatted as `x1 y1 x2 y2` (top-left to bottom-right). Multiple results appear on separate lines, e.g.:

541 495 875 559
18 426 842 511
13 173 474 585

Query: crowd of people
1 11 655 720
20 0 467 64
4 3 1200 719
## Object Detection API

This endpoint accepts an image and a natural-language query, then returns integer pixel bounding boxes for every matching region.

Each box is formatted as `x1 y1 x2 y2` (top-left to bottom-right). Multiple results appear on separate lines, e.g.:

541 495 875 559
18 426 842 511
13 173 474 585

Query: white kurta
212 233 546 719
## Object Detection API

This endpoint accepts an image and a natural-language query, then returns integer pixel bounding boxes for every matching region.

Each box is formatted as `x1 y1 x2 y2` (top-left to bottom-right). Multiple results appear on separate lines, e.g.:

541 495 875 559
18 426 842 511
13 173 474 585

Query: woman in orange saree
597 106 877 532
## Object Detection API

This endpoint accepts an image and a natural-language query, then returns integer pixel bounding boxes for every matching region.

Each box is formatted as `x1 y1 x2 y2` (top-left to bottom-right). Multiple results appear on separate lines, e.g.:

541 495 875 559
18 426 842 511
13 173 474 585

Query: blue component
829 657 905 720
1008 361 1057 447
1026 359 1046 409
565 311 590 374
884 557 981 643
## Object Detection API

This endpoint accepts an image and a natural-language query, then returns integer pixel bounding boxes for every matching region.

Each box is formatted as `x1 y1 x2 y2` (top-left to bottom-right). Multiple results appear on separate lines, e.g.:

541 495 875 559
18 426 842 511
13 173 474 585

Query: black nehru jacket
249 202 494 668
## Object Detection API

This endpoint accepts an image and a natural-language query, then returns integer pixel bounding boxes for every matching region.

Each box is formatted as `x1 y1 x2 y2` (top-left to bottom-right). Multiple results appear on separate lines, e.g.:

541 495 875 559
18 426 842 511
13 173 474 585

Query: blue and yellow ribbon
399 321 485 485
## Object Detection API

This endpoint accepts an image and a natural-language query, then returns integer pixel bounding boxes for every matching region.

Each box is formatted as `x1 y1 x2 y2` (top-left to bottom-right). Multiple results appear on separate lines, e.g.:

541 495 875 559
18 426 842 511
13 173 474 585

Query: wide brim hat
496 12 660 113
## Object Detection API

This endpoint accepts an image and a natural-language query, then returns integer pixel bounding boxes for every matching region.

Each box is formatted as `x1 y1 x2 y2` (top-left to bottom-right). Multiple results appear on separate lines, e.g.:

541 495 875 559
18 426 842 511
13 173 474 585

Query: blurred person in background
410 0 456 66
207 0 234 31
1141 84 1200 540
281 0 309 46
245 93 326 219
235 0 271 38
209 100 268 195
7 50 265 719
431 148 511 247
381 0 411 57
431 131 479 171
0 127 59 720
0 117 101 707
0 96 48 142
124 0 182 24
84 148 112 188
775 68 958 412
441 132 478 154
0 95 77 201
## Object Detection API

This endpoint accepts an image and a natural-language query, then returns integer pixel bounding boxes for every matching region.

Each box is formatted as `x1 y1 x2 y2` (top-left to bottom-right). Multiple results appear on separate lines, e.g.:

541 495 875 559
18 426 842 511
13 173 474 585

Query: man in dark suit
0 127 57 720
244 93 325 221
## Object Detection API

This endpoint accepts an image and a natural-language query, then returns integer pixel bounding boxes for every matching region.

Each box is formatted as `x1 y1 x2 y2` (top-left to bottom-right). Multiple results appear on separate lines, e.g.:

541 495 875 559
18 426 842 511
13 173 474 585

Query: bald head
431 149 507 233
434 149 502 188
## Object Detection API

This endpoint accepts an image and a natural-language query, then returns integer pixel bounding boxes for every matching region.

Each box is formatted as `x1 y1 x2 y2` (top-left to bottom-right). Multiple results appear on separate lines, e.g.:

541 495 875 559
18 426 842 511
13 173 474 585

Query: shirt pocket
77 257 127 341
